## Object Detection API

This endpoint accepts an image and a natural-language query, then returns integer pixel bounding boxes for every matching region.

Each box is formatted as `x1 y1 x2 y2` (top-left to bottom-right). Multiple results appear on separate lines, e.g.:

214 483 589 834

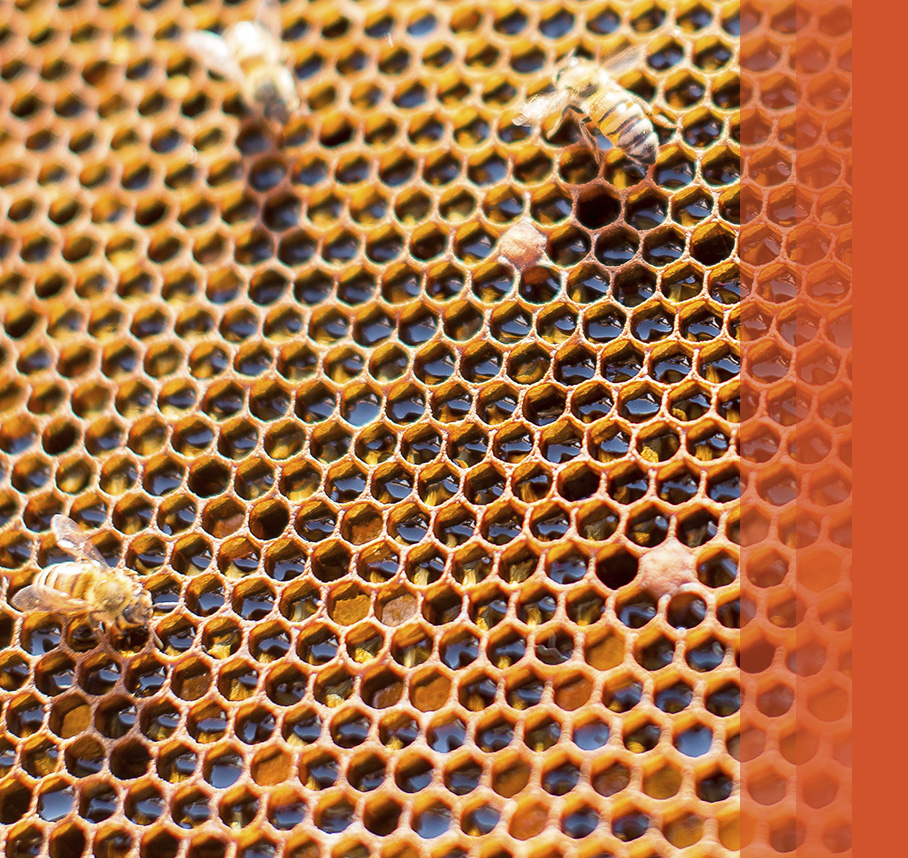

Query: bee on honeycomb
185 0 300 124
11 516 156 645
515 45 673 165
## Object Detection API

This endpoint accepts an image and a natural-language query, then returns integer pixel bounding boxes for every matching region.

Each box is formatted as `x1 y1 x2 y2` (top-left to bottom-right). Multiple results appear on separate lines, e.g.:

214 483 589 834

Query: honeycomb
0 0 742 856
739 0 852 855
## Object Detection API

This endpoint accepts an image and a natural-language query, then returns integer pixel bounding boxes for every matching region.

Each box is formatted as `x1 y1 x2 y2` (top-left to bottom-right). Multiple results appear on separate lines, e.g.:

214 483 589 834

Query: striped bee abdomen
35 563 102 603
589 92 659 166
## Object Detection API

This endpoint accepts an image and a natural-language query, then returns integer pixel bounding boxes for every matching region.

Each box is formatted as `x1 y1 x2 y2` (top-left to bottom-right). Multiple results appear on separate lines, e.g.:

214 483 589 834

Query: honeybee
11 515 155 644
514 47 672 166
185 0 300 124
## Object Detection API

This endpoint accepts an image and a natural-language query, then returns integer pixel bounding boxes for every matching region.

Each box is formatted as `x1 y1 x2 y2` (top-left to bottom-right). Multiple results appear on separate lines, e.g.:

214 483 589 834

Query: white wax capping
497 218 547 270
636 537 699 599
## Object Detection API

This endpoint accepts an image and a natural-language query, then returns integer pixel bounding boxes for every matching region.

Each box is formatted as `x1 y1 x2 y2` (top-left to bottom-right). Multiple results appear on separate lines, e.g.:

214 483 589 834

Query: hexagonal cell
155 740 199 787
523 709 566 753
110 738 151 780
634 629 678 671
323 461 368 506
169 658 212 702
625 504 671 547
20 734 60 780
35 651 74 696
244 617 290 663
643 225 687 267
617 382 663 423
536 304 579 346
360 663 404 709
251 658 295 709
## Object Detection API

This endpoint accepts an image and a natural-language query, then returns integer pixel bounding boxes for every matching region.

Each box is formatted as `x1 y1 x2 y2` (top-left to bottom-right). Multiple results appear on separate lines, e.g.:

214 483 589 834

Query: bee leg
577 120 603 165
541 106 571 143
628 93 676 128
88 614 106 642
650 108 677 129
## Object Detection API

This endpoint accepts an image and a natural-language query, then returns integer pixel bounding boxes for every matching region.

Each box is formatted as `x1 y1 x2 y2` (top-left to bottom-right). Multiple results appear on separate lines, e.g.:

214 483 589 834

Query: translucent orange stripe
741 0 852 856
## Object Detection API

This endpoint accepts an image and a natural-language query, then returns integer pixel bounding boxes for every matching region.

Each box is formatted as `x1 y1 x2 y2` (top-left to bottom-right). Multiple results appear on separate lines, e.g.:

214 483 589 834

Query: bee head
123 589 153 628
555 56 598 98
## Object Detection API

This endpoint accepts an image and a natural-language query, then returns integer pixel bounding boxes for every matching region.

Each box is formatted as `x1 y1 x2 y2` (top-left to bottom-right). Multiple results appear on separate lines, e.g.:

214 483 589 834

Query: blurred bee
514 47 672 167
12 515 155 644
185 0 300 124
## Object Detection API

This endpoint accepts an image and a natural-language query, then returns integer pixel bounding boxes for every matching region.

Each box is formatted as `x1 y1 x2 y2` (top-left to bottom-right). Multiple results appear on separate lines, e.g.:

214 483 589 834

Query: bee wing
255 0 284 41
11 583 95 617
600 44 646 77
513 89 573 128
51 515 110 568
185 30 245 82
